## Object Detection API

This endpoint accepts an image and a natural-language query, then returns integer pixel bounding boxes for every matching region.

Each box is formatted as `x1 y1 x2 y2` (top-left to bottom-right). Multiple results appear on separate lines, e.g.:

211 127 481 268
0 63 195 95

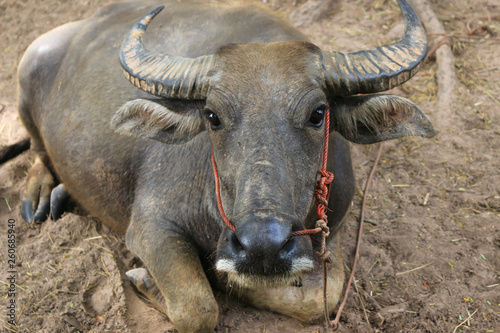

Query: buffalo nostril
279 236 297 260
230 232 244 254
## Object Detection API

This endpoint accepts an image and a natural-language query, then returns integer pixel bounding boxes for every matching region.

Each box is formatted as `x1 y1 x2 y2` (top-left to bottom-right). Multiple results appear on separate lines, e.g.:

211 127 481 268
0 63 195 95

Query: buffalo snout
216 213 314 287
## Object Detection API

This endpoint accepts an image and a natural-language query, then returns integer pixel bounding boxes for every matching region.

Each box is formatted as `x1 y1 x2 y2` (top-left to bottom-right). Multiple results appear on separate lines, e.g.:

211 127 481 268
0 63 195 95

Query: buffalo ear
111 99 205 144
329 95 435 144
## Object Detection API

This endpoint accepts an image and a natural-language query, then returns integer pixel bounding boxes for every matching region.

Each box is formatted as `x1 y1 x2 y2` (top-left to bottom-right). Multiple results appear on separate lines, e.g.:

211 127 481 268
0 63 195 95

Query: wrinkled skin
18 1 434 332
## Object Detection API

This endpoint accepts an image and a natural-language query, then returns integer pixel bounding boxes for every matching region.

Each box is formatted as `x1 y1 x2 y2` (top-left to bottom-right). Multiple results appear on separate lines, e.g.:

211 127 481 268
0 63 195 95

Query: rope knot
331 321 340 331
318 169 334 183
314 219 332 263
315 191 329 207
315 169 334 221
315 219 330 237
316 250 333 263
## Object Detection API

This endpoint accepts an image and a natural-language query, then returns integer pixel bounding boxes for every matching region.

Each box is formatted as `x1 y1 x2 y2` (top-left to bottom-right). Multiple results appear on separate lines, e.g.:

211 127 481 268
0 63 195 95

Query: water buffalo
18 0 434 331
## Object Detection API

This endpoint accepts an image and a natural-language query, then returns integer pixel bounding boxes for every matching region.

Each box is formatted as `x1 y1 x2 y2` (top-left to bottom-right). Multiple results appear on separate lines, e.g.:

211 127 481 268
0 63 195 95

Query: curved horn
120 6 216 100
321 0 427 96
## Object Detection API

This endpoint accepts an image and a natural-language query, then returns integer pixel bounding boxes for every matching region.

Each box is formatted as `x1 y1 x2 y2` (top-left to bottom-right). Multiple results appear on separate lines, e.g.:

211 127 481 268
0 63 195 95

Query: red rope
293 105 333 236
211 151 235 232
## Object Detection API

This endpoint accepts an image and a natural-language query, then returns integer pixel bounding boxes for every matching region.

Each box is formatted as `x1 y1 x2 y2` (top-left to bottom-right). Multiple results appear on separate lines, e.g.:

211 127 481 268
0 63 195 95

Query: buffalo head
111 0 434 288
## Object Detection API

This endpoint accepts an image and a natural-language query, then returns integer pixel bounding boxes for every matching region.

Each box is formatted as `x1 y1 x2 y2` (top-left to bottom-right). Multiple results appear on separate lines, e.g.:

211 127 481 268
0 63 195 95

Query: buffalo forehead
215 42 323 91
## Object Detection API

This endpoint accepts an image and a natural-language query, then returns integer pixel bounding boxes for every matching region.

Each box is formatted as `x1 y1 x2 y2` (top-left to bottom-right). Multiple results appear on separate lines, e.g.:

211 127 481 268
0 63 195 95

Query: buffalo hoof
21 157 54 224
126 268 168 316
50 183 70 220
21 197 50 224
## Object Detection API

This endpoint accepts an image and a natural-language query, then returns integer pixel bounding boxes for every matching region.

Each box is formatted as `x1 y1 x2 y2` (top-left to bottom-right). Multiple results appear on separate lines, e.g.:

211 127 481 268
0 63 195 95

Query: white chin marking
216 259 237 273
217 256 314 289
291 256 314 272
225 271 304 288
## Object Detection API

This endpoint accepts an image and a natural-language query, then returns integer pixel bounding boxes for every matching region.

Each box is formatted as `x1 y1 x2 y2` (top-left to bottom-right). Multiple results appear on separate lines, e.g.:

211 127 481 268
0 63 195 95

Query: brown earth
1 0 499 332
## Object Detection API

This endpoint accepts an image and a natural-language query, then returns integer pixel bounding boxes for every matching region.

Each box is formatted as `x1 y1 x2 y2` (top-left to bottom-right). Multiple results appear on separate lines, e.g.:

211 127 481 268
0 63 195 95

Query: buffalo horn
321 0 428 96
120 6 215 100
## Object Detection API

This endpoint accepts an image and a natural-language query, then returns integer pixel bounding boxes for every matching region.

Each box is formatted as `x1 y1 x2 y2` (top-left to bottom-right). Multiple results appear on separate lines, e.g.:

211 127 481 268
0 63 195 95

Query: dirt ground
1 0 499 332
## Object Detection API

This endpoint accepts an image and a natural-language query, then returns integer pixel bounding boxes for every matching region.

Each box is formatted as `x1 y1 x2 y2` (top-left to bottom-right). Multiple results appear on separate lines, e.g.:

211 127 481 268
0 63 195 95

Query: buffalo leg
126 223 218 333
21 156 55 224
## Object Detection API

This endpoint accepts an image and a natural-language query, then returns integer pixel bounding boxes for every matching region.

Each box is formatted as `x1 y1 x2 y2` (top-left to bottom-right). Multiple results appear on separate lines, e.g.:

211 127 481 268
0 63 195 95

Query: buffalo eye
205 110 222 130
308 107 325 127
